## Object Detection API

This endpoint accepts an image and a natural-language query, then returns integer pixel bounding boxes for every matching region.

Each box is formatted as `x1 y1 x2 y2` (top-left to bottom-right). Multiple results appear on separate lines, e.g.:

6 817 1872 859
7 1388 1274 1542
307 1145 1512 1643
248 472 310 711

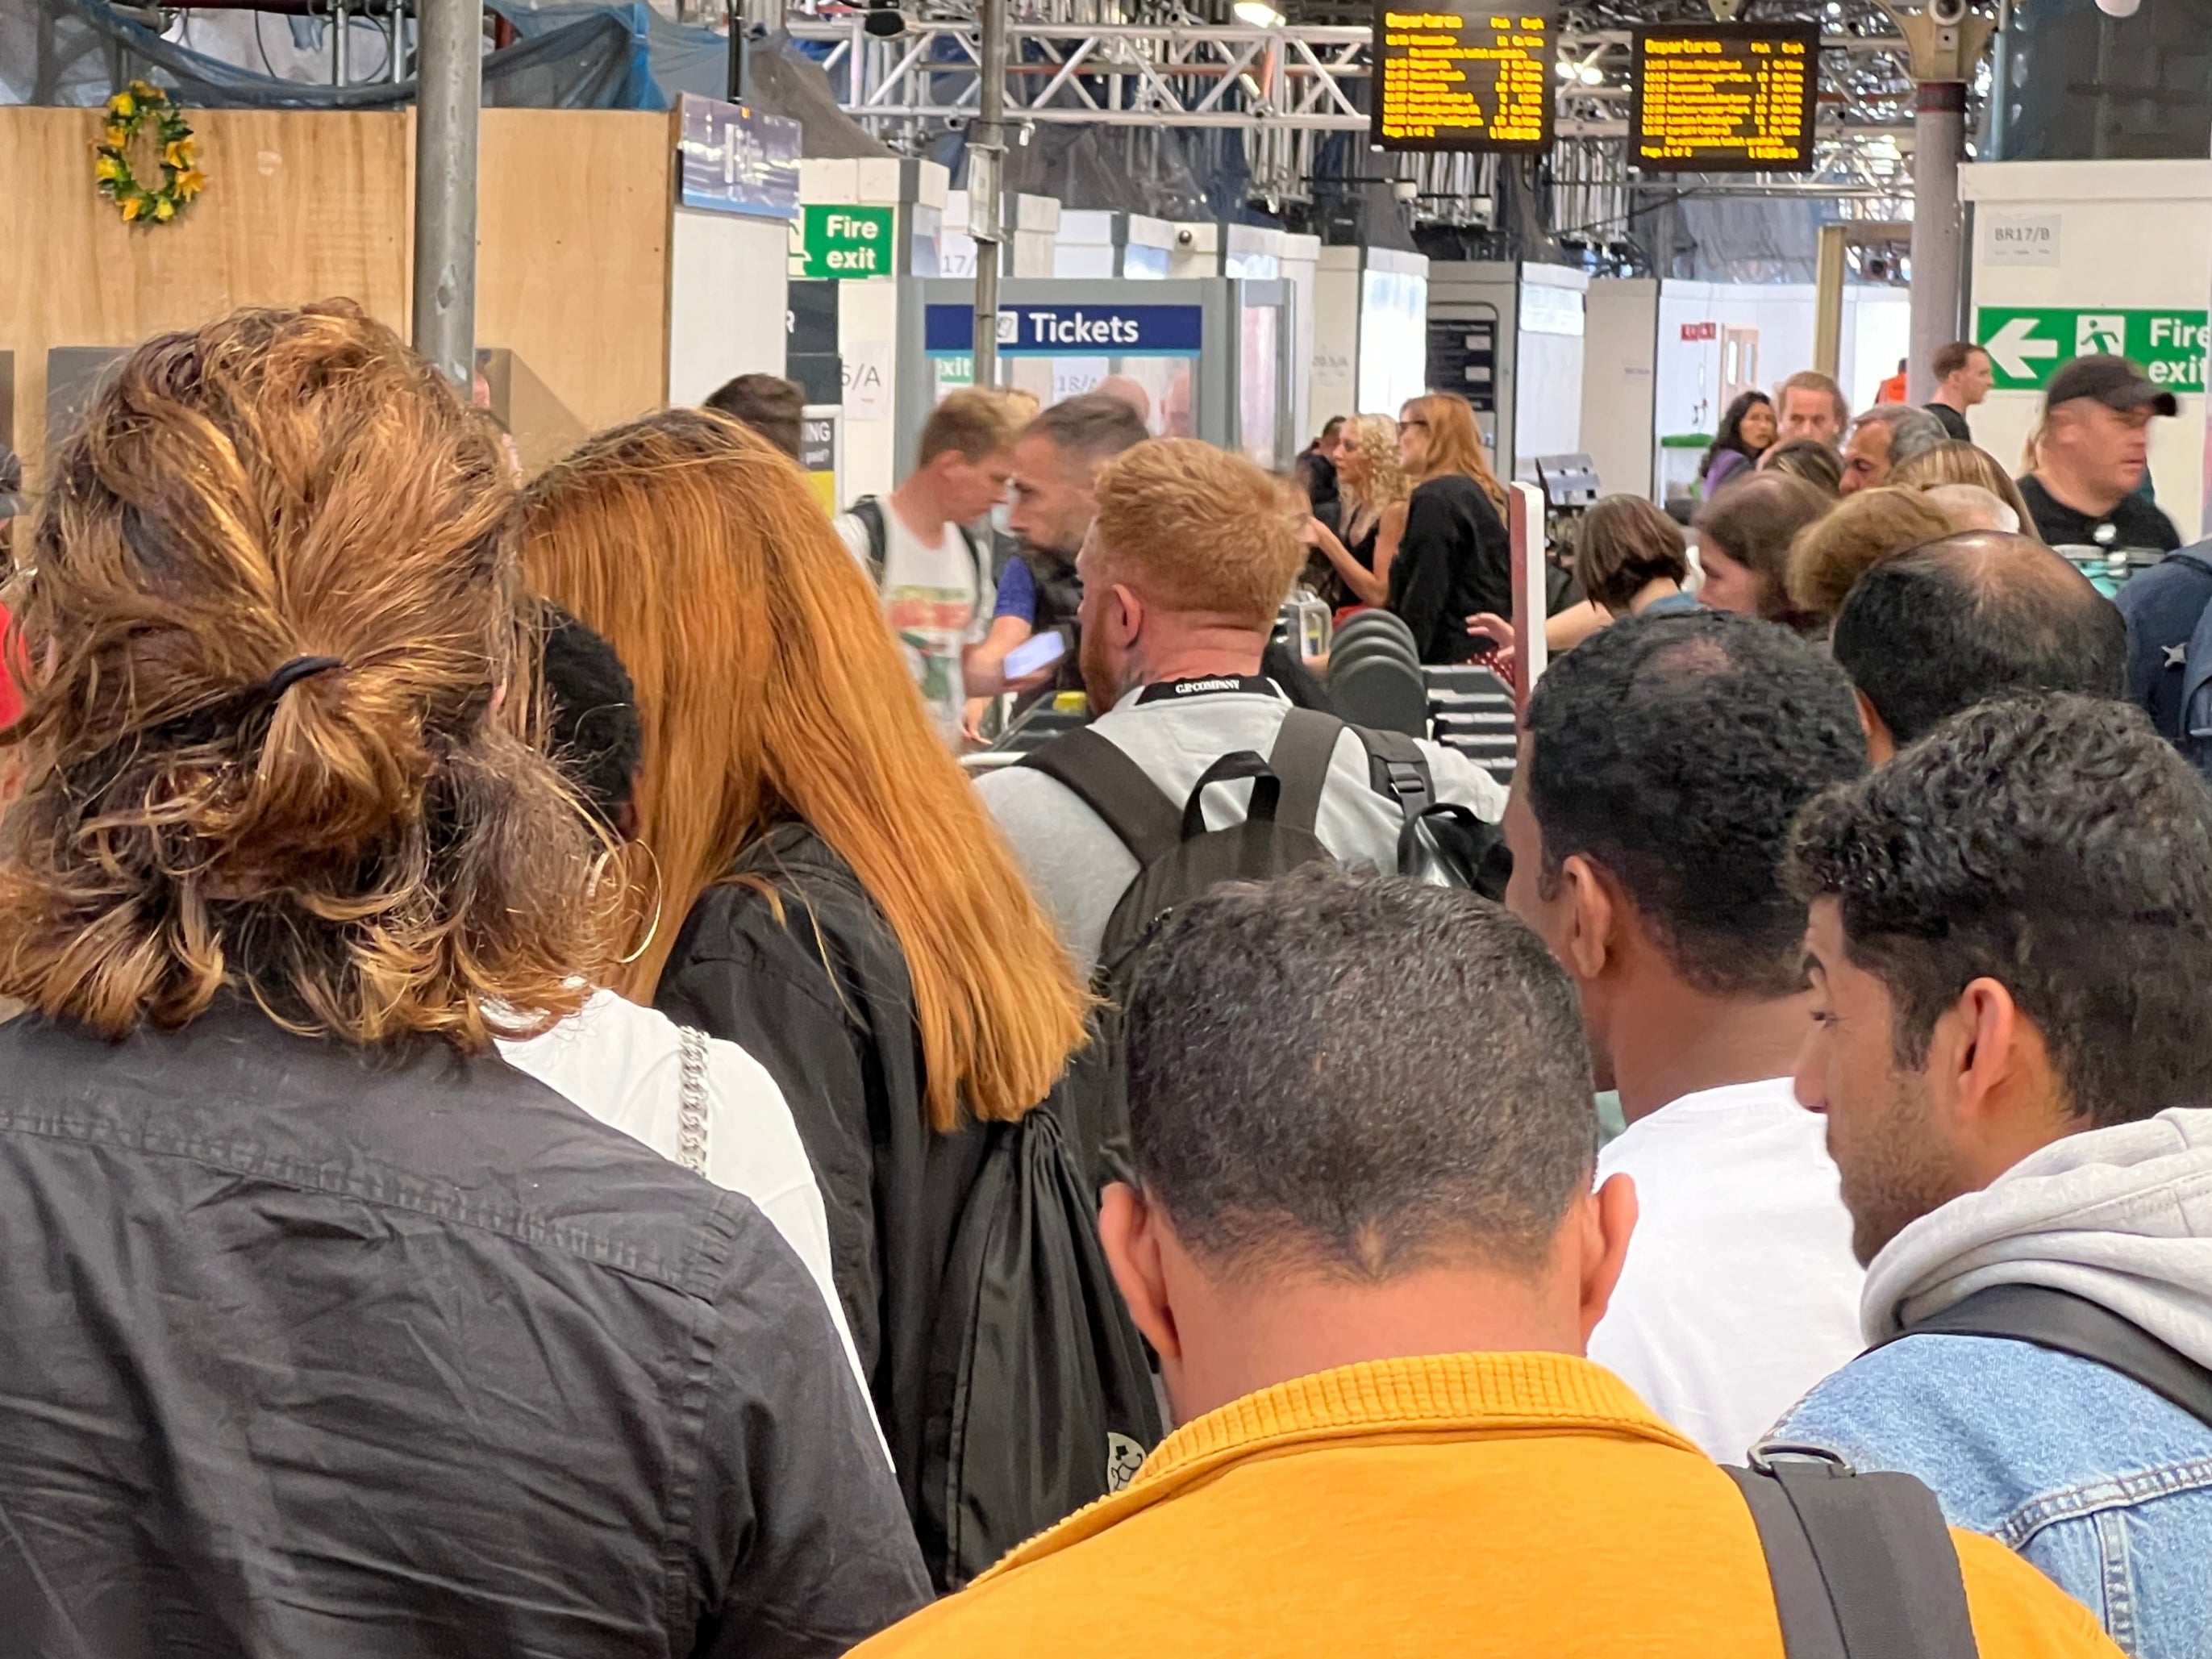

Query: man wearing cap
2018 355 2181 554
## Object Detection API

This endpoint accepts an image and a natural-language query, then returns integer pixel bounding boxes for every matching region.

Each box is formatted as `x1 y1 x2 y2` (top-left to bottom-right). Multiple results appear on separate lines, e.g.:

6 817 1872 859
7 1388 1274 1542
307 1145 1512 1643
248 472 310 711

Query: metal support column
412 0 482 391
1909 79 1968 403
1814 223 1847 381
969 0 1007 387
1877 0 1994 406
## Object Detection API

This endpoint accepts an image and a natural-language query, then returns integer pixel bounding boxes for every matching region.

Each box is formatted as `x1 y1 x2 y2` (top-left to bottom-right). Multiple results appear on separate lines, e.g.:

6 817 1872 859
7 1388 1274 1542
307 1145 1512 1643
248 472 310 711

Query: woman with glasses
1390 394 1514 662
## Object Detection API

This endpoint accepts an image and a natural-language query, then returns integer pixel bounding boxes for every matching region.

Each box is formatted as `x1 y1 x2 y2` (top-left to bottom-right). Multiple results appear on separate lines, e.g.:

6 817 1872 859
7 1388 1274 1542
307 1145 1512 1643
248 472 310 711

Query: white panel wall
1583 277 1658 499
1312 247 1363 423
1962 159 2212 538
667 207 791 408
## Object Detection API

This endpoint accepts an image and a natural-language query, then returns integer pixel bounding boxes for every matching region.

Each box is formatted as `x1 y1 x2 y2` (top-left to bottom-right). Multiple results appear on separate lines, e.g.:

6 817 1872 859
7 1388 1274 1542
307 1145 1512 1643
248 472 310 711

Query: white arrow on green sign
1974 306 2209 394
793 205 896 280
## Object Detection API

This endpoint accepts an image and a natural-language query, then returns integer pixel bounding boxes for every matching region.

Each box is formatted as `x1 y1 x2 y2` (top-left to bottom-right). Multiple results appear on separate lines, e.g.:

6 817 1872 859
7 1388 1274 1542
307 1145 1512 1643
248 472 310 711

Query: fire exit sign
794 205 895 279
1975 306 2209 393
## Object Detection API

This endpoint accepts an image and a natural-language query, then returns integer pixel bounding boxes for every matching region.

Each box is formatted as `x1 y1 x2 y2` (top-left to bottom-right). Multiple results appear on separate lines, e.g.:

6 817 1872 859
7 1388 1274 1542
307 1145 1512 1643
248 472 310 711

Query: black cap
2044 353 2179 419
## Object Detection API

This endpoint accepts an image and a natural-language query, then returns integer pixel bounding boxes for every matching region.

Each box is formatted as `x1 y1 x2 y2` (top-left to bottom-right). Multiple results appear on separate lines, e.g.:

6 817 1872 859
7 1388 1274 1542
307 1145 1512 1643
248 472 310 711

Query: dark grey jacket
0 1006 931 1658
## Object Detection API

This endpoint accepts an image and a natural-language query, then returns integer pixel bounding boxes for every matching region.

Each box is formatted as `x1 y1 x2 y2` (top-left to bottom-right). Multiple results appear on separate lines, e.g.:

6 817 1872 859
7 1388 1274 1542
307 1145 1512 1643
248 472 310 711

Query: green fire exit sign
794 205 894 279
1975 306 2209 394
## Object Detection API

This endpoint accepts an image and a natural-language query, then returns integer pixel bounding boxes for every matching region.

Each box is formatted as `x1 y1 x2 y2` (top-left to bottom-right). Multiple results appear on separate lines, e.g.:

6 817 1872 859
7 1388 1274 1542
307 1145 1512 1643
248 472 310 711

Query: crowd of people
1 299 2210 1659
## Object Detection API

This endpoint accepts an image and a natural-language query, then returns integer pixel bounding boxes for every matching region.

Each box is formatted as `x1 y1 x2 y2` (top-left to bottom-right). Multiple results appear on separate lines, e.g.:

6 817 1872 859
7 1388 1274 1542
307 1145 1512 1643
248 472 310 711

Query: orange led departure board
1630 23 1820 173
1372 6 1555 152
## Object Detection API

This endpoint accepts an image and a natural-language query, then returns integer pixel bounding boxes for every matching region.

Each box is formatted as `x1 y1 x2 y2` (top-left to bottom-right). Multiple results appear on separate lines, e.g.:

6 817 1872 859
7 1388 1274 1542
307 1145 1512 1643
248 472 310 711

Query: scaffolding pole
969 0 1007 387
412 0 481 391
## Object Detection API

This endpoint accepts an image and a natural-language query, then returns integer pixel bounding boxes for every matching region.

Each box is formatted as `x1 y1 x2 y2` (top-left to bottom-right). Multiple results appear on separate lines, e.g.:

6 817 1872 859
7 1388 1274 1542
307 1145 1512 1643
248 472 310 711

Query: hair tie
265 656 344 702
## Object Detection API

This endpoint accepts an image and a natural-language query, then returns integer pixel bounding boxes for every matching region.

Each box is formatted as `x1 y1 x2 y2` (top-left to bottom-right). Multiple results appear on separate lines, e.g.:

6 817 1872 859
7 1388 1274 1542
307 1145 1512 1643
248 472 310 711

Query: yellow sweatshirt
854 1351 2121 1658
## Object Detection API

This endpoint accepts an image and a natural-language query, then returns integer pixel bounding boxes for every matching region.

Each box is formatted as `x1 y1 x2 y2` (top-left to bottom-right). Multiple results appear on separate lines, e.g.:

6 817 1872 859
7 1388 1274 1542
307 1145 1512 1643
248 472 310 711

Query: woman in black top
1390 392 1515 662
522 410 1094 1590
1302 413 1411 609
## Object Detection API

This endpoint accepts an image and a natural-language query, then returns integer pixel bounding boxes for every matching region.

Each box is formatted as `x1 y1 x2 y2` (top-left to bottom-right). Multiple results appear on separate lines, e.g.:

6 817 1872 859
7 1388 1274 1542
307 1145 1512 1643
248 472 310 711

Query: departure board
1372 6 1555 152
1630 23 1821 173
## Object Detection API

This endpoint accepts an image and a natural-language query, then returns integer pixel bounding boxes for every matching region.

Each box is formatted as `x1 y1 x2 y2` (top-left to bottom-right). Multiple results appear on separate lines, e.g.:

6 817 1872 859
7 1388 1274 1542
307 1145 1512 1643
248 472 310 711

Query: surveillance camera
2095 0 2141 15
1393 180 1418 202
1926 0 1968 25
1176 228 1196 247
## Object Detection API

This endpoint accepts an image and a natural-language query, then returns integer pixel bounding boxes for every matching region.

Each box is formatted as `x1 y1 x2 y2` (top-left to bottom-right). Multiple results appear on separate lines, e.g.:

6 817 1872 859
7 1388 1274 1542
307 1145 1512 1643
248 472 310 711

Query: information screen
1630 23 1820 173
1372 6 1555 152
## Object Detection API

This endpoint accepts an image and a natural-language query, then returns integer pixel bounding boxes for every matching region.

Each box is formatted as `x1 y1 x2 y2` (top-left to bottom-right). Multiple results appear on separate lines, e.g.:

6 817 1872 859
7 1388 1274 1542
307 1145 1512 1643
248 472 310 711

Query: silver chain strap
675 1025 710 1177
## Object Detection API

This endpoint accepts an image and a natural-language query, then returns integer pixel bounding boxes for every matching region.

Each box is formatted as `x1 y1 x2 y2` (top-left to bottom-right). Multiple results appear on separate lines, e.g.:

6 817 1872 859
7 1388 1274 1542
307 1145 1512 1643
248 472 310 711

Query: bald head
1831 531 2126 758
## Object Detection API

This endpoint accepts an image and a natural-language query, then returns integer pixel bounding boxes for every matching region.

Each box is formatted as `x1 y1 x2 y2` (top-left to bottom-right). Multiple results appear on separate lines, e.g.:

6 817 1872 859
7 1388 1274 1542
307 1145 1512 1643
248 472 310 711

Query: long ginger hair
0 302 612 1048
519 409 1087 1131
1406 392 1509 511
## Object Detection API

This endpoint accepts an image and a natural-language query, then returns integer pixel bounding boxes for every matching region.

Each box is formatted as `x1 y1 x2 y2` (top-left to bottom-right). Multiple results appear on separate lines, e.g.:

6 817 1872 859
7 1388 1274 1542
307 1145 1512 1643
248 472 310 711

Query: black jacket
1391 473 1514 662
656 823 996 1563
0 1006 930 1657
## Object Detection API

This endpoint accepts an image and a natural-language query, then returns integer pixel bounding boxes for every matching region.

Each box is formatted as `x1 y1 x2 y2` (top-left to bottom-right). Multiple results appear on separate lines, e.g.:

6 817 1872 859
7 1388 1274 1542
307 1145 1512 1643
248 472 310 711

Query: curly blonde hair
0 302 615 1048
1339 413 1412 531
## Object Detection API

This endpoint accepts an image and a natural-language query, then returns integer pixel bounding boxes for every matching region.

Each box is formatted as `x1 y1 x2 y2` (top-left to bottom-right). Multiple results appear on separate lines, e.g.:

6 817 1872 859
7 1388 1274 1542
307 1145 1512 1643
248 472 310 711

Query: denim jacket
1776 1332 2212 1658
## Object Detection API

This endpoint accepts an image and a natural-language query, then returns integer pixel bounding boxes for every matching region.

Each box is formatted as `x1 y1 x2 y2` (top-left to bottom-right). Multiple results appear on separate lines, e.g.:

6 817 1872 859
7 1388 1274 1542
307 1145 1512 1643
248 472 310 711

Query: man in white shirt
977 438 1504 977
835 390 1019 747
1500 608 1872 1461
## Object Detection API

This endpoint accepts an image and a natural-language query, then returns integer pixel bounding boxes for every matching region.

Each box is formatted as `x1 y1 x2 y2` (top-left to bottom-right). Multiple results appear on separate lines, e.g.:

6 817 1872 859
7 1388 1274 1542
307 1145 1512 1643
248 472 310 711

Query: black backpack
849 495 985 595
918 1102 1164 1590
1724 1451 1980 1659
1021 706 1509 1185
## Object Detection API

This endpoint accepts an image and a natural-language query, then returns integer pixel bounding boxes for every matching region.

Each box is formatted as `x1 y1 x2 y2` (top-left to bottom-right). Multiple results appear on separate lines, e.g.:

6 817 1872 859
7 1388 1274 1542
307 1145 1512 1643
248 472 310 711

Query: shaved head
1832 532 2126 751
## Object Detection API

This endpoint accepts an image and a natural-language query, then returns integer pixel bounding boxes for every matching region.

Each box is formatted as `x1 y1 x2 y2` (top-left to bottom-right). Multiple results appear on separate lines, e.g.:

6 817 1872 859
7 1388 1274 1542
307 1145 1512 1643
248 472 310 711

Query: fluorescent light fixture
1576 62 1603 84
1233 0 1284 24
1555 58 1575 77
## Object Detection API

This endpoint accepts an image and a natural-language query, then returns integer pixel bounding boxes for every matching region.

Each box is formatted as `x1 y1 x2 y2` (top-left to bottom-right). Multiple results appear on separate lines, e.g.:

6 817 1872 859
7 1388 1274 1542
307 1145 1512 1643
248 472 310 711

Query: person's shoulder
2125 494 2184 549
1410 736 1508 819
1952 1528 2122 1657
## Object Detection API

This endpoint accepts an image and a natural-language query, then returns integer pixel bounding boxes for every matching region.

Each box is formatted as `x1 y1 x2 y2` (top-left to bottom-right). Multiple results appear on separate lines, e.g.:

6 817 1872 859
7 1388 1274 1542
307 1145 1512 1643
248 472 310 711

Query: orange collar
983 1352 1698 1582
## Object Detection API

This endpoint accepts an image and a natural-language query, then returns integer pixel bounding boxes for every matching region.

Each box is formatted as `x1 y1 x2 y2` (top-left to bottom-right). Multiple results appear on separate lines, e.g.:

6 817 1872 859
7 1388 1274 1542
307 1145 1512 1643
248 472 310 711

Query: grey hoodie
1861 1104 2212 1369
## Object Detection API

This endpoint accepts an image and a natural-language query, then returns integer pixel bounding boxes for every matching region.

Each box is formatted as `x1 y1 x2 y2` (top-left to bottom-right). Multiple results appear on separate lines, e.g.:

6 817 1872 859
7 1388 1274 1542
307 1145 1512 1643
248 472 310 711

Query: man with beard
961 394 1149 741
974 438 1503 976
1775 694 2212 1659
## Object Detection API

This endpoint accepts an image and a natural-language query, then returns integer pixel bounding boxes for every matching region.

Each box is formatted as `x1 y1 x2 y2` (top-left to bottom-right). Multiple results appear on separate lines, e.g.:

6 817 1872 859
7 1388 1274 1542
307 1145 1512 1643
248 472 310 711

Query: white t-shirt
975 682 1508 977
1587 1075 1866 1462
498 990 873 1415
836 506 990 748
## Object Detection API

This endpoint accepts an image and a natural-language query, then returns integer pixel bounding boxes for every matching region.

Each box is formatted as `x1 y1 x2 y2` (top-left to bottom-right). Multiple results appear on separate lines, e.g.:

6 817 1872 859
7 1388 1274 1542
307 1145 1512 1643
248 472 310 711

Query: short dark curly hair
1789 694 2212 1128
1126 865 1597 1278
1525 610 1868 998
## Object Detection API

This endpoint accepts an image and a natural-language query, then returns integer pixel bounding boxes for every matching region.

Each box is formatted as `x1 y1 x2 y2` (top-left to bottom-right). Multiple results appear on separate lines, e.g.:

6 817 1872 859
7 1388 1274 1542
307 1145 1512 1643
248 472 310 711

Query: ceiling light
1233 1 1284 24
1577 63 1603 84
1555 58 1576 78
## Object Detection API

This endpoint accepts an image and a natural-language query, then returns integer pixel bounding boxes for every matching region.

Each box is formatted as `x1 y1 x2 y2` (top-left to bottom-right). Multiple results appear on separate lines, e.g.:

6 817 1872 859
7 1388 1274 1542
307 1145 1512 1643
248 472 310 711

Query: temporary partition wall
1314 245 1430 435
794 156 951 502
1425 261 1585 480
1960 158 2212 537
1582 277 1660 500
0 105 673 478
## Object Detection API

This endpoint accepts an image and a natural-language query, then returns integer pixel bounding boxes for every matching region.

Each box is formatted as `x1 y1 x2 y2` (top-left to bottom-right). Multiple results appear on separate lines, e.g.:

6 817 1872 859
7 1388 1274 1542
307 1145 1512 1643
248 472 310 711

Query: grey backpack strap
1019 728 1184 866
1352 723 1437 817
851 496 888 587
1726 1450 1980 1659
1266 708 1345 835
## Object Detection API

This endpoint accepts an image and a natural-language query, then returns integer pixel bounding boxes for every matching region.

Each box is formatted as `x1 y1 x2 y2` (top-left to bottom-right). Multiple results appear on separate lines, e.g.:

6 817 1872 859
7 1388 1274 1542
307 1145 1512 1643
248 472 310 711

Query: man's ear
1558 853 1619 984
1106 581 1145 650
1930 977 2068 1182
1576 1173 1639 1346
1853 688 1894 765
1100 1182 1181 1366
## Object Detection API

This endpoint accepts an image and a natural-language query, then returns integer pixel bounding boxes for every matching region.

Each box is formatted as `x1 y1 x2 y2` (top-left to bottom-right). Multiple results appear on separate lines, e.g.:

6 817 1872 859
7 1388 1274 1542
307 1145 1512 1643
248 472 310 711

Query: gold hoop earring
615 838 665 969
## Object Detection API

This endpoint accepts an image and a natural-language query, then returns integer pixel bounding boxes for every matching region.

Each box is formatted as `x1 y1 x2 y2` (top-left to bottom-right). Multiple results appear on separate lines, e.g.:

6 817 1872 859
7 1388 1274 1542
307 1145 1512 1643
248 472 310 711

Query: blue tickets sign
925 303 1204 356
677 94 800 222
